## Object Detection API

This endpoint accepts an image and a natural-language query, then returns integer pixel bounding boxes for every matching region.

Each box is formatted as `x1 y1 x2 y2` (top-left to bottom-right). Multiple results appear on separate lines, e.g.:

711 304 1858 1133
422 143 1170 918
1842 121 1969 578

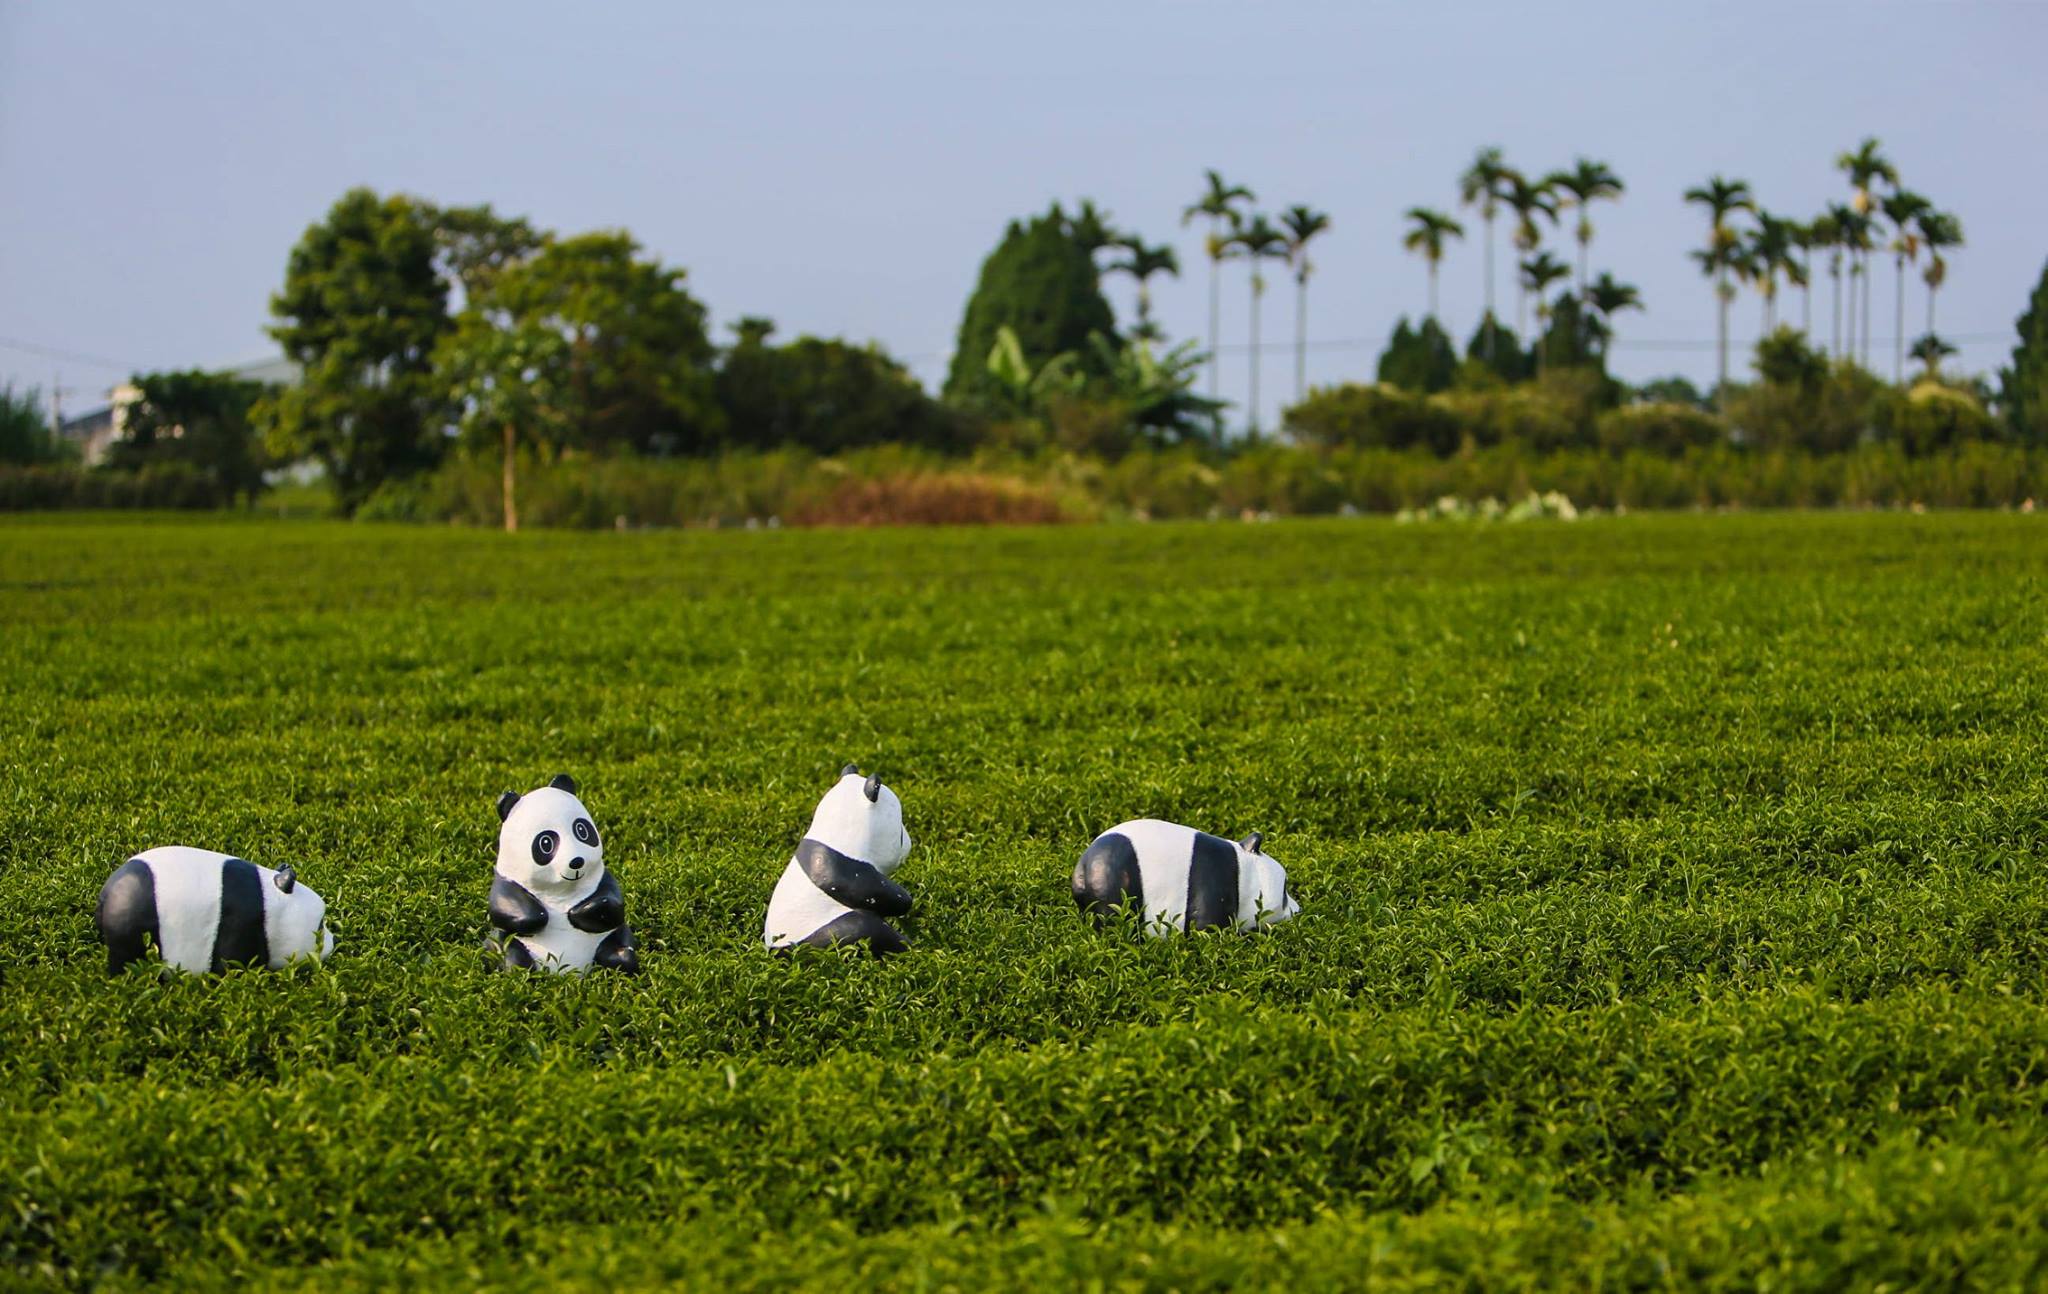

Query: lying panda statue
764 765 914 956
1073 819 1299 935
489 773 639 973
95 847 335 975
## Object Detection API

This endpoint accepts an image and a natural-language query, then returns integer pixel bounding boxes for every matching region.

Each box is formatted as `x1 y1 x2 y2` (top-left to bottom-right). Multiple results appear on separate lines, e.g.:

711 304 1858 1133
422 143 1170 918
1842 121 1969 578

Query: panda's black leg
593 925 641 974
503 938 536 971
789 911 909 958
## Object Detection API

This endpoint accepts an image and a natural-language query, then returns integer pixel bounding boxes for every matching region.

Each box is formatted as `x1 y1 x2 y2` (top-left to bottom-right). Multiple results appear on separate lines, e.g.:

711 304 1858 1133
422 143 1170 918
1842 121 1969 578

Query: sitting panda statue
489 773 639 973
95 847 335 975
763 764 914 956
1073 820 1299 935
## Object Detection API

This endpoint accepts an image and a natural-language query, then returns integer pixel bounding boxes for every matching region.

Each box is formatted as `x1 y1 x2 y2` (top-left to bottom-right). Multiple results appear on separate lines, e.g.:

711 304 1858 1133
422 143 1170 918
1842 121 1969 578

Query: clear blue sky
3 1 2044 429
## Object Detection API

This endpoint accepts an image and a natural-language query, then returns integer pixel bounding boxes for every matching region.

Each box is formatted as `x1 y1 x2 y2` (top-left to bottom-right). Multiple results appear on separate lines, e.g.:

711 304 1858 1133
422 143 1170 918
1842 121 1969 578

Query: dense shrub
1882 383 2001 455
0 463 229 510
1597 403 1727 455
717 333 969 454
1375 317 1459 393
1285 384 1463 455
786 472 1072 526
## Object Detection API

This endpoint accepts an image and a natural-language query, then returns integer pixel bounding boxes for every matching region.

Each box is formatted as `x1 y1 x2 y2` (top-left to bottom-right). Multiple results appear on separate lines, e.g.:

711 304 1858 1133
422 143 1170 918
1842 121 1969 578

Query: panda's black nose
566 856 587 871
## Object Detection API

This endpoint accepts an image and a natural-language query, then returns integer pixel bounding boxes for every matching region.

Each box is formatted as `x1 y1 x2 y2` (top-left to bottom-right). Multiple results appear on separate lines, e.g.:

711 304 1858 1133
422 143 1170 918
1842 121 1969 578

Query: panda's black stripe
1185 832 1240 931
1072 832 1144 923
212 857 270 971
97 858 160 975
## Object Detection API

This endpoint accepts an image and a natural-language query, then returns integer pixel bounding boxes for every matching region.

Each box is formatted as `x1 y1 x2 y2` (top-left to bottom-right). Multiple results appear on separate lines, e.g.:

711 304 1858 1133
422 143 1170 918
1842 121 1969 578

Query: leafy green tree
1881 189 1933 381
1519 252 1570 370
1543 158 1624 303
2000 258 2048 445
1464 315 1529 384
438 231 721 528
0 382 69 465
1836 138 1897 368
1909 333 1956 381
1535 293 1602 375
431 203 544 304
1683 175 1755 392
1376 317 1458 394
109 370 270 502
1504 172 1558 339
257 188 452 513
945 206 1117 410
1401 208 1464 324
1633 375 1707 408
1180 171 1254 397
1744 212 1802 333
1280 205 1331 405
718 329 964 455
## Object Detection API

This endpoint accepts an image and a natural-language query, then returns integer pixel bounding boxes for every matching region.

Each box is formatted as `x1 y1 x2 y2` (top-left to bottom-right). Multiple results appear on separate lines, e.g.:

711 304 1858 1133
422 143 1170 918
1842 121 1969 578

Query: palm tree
1279 205 1331 403
1543 158 1625 304
1841 206 1877 369
1519 251 1570 368
1585 272 1643 355
1402 207 1465 323
1504 173 1558 340
1684 175 1756 391
1181 171 1255 397
1881 189 1932 381
1909 332 1955 380
1746 212 1799 332
1812 206 1850 358
1835 139 1897 368
1106 236 1180 343
1916 210 1964 336
1789 218 1816 336
1457 147 1515 349
1225 214 1290 437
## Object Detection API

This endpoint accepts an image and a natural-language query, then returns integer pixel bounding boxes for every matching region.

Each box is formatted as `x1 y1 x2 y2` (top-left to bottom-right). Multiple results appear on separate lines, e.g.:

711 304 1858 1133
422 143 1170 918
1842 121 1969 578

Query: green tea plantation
3 512 2046 1290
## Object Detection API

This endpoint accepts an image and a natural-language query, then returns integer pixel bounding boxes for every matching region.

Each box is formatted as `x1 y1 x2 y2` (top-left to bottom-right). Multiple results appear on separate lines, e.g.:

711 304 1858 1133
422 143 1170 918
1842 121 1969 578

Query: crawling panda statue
95 847 335 975
764 764 914 956
1073 820 1299 935
489 773 639 973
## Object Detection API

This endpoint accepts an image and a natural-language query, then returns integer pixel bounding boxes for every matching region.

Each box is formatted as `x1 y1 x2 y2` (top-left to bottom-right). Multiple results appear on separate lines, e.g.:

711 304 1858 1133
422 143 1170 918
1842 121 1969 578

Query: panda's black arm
568 871 625 933
796 838 914 917
489 875 549 935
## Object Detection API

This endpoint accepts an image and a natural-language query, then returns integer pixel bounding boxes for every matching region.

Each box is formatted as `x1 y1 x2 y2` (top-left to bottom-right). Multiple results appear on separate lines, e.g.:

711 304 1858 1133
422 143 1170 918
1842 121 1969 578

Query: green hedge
0 464 230 511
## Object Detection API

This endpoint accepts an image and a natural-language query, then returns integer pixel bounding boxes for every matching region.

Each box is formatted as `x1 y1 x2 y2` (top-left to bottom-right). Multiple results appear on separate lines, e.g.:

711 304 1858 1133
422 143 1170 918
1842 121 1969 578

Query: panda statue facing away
764 765 914 956
96 847 335 975
489 773 640 973
1073 819 1299 935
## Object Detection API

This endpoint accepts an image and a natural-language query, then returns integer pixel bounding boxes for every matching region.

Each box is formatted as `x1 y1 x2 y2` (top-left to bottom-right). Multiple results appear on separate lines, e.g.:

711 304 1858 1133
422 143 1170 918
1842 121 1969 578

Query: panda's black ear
1239 832 1264 853
549 773 578 795
274 865 297 895
841 763 860 777
863 772 883 803
497 791 521 822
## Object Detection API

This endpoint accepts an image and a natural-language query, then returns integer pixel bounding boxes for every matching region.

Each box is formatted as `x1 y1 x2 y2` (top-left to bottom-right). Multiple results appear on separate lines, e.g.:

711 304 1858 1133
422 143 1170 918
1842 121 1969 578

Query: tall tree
1518 252 1570 372
1504 173 1558 340
1280 204 1331 403
1683 176 1755 393
0 381 70 465
944 206 1117 408
1105 236 1180 342
1908 333 1955 381
1789 218 1816 336
2001 258 2048 444
1225 214 1290 437
1916 210 1964 336
1812 206 1851 358
112 369 270 503
438 231 722 528
258 188 451 513
1180 171 1254 398
1458 147 1514 347
1585 272 1644 358
1401 207 1465 324
1065 200 1118 256
430 203 544 305
1836 138 1897 369
1543 158 1625 304
1746 212 1800 333
1881 189 1933 382
1841 206 1878 369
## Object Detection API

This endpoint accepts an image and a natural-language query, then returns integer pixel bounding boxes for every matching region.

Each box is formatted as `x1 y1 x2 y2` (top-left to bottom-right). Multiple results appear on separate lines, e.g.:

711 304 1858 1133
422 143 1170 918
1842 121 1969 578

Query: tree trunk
1830 266 1840 359
1483 213 1496 359
1861 254 1873 369
501 422 519 534
1248 272 1262 439
1894 253 1907 382
1716 271 1729 399
1294 275 1308 404
1429 262 1440 323
1800 253 1811 336
1208 237 1222 399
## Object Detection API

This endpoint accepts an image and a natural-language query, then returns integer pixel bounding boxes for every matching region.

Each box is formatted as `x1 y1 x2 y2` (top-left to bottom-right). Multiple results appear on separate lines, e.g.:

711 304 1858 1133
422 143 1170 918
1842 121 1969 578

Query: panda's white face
806 773 912 873
269 878 334 964
1242 846 1299 927
498 787 605 897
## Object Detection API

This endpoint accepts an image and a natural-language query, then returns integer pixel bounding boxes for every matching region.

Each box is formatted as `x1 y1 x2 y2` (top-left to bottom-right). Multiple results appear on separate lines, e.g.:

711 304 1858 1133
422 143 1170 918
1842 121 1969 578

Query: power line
0 335 145 372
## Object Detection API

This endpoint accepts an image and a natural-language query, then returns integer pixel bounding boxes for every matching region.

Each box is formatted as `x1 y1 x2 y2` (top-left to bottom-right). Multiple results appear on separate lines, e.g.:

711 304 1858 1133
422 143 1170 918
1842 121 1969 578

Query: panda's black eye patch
573 818 599 847
532 830 560 866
